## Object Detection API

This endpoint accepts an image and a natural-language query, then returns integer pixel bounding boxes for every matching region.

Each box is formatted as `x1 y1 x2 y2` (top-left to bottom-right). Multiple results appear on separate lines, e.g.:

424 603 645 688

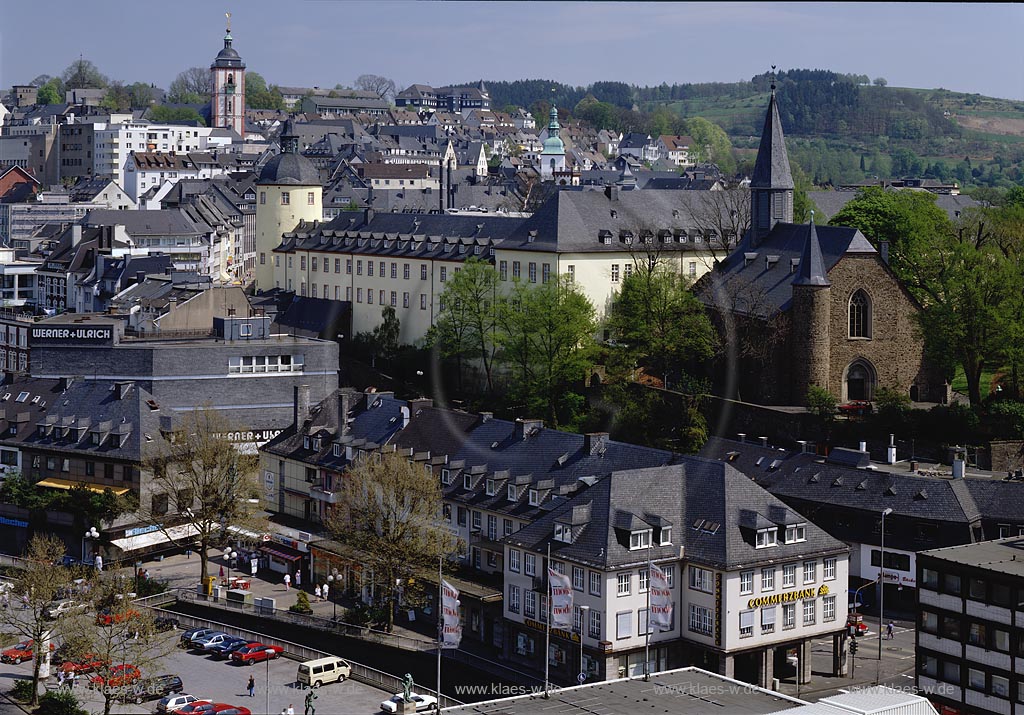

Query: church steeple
793 211 829 287
749 74 794 245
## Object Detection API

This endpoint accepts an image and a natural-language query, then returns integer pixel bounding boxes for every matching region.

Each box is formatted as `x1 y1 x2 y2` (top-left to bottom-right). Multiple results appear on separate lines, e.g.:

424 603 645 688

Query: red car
90 664 141 689
208 705 252 715
177 703 218 715
230 643 283 665
1 640 53 665
838 400 873 417
96 608 142 626
61 654 107 675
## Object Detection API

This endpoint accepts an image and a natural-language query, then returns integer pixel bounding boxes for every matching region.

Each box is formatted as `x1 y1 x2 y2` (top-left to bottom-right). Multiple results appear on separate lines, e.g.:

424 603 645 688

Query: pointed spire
793 211 830 287
750 86 794 190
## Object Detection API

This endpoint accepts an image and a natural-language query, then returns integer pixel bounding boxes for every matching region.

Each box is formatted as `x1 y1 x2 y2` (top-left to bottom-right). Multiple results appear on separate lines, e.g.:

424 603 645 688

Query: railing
121 328 215 340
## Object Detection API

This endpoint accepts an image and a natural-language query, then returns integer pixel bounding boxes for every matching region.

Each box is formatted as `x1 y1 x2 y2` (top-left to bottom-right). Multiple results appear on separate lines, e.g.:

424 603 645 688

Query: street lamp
877 507 894 679
224 547 235 585
327 571 337 621
578 605 590 682
134 560 142 595
82 527 99 564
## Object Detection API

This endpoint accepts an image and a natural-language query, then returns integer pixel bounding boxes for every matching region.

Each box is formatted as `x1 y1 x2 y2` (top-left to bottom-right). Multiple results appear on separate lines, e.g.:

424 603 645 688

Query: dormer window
485 479 496 496
629 529 652 550
785 524 806 544
15 392 28 403
303 436 310 450
554 523 572 544
333 443 342 457
312 438 321 451
659 527 672 546
463 474 473 490
507 484 518 501
441 468 452 485
756 527 778 548
528 489 539 506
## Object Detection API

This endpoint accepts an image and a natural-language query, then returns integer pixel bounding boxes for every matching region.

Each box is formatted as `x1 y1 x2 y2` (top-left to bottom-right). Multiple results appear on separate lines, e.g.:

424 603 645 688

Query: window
589 609 602 638
802 599 815 625
335 259 341 273
572 566 584 591
508 584 520 613
968 668 985 692
379 262 386 277
823 558 836 581
346 259 353 274
440 266 447 282
421 265 428 280
542 264 550 284
761 606 776 634
504 518 513 537
357 260 363 275
823 594 836 622
921 654 938 678
499 261 507 280
782 564 796 588
420 294 427 310
756 527 778 548
281 191 290 205
554 523 572 543
611 264 620 283
239 323 252 337
664 566 675 588
487 514 497 540
921 611 938 634
689 566 713 593
566 265 575 282
367 290 373 304
528 263 537 283
785 524 806 543
739 610 754 637
528 489 540 506
617 572 631 596
943 573 961 595
803 560 816 584
783 603 795 629
740 571 753 595
761 567 775 591
659 527 672 545
849 289 871 338
367 261 374 277
259 191 266 204
506 549 520 574
689 261 697 277
968 622 986 646
688 604 713 636
524 553 536 577
629 530 651 550
616 611 632 639
992 674 1009 698
921 568 938 589
994 628 1010 652
589 571 601 596
525 590 536 618
941 661 959 685
638 569 649 593
512 261 521 279
471 511 481 531
624 264 633 279
403 292 410 308
390 291 397 307
942 615 961 640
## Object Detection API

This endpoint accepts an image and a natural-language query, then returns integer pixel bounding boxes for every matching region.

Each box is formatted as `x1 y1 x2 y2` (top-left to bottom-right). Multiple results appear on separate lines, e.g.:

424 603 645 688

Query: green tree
127 82 154 108
807 385 838 418
324 450 456 632
99 82 130 112
61 58 108 90
430 259 500 393
372 305 401 362
791 161 819 223
36 80 62 105
147 106 206 125
245 72 285 110
684 117 736 175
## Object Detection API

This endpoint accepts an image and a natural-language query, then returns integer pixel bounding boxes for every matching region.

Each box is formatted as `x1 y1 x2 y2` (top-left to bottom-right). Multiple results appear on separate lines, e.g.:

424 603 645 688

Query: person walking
886 621 895 640
57 670 66 689
247 675 255 698
283 573 291 590
314 584 322 602
287 704 295 715
251 557 258 578
295 570 301 588
321 582 329 604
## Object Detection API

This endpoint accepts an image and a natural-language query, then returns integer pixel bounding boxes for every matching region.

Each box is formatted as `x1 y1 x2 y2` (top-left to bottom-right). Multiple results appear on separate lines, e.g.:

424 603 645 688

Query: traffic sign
577 672 587 684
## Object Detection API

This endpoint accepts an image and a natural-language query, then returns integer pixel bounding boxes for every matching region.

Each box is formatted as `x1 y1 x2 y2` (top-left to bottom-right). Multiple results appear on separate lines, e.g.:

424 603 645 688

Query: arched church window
849 289 871 338
227 74 234 85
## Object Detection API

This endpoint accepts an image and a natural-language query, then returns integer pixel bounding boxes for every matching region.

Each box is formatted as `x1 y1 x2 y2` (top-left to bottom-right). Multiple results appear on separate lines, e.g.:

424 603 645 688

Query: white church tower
210 13 246 136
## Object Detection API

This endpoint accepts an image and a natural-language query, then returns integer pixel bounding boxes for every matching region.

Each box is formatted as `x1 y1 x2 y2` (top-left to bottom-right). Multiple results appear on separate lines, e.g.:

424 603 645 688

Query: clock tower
210 13 245 136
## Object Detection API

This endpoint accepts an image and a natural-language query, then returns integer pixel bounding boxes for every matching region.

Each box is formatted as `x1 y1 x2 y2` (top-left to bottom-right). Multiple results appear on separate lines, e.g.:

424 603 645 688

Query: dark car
119 674 184 704
179 628 216 648
155 616 180 632
206 637 248 659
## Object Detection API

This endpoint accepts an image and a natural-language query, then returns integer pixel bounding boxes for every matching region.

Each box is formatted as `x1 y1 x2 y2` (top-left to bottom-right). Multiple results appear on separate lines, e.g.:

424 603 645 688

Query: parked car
154 616 180 632
96 607 142 626
206 637 248 659
89 663 141 689
157 695 209 713
380 693 437 713
296 656 351 688
230 643 283 665
60 655 106 674
1 640 53 665
179 628 217 648
846 612 870 637
192 633 235 653
176 702 218 715
44 599 89 620
208 705 251 715
838 400 873 417
118 674 183 704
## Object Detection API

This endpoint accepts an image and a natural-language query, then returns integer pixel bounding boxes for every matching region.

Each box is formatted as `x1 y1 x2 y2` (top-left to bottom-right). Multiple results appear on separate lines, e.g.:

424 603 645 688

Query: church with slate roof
698 87 948 406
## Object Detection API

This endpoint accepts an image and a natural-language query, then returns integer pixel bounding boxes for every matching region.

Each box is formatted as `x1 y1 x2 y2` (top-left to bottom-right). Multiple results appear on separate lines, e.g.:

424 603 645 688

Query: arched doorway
844 359 877 401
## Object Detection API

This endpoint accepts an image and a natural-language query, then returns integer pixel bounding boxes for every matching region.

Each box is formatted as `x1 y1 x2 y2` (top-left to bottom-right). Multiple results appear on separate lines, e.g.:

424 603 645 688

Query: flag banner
441 579 462 648
548 567 574 629
649 563 674 630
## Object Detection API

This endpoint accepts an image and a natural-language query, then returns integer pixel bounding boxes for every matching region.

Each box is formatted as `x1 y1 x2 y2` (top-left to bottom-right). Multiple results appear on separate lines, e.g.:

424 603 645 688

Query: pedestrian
284 573 291 590
295 570 301 588
247 675 255 698
219 565 225 580
57 670 65 689
287 704 295 715
886 621 895 639
321 582 329 603
21 593 28 610
314 584 322 602
251 557 258 578
69 671 77 690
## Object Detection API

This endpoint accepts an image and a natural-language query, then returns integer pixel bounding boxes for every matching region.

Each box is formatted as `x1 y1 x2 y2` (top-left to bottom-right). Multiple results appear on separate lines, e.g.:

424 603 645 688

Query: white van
297 656 352 688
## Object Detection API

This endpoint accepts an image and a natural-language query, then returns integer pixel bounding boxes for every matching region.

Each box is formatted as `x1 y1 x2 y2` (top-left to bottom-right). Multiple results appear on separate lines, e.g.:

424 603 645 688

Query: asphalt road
0 630 394 715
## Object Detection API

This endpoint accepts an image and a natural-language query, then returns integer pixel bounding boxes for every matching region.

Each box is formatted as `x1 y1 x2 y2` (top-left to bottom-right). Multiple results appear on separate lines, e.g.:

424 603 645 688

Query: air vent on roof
691 519 705 530
768 459 783 470
855 480 867 491
743 252 758 268
755 457 764 466
885 485 897 496
915 489 928 500
702 522 720 534
831 477 843 487
555 452 570 467
490 441 500 449
808 473 819 484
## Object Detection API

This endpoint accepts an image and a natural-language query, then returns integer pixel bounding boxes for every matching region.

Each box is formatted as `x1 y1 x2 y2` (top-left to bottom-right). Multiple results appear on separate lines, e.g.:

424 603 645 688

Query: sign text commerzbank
747 584 830 609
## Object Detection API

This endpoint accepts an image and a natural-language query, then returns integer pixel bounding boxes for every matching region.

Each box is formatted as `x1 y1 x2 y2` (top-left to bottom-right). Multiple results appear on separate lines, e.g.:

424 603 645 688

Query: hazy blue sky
1 2 1021 100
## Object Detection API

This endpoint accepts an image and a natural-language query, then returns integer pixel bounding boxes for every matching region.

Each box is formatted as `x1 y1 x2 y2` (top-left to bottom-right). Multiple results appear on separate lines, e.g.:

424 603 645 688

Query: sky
1 1 1021 101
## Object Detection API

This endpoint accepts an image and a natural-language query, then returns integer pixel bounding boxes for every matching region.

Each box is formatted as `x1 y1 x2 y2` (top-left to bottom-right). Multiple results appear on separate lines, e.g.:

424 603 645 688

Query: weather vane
770 64 777 92
225 11 231 32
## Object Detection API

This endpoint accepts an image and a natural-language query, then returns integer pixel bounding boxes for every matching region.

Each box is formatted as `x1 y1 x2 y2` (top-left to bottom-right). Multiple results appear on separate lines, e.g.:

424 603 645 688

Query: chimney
859 441 867 453
115 381 132 400
952 447 966 479
338 390 357 435
135 271 146 284
880 240 890 265
479 411 493 423
364 207 375 225
293 384 311 427
759 436 768 447
409 397 433 413
58 376 74 392
514 418 543 441
796 440 807 454
737 433 746 444
71 225 83 245
887 434 897 465
583 432 609 456
605 184 620 201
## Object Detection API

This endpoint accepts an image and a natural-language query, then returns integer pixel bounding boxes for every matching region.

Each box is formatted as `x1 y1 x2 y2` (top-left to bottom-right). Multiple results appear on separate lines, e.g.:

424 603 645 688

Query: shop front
506 618 580 684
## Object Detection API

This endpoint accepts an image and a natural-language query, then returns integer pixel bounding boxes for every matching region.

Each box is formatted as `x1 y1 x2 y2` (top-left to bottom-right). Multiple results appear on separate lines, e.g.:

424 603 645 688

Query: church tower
790 213 831 404
210 14 246 136
749 81 793 246
254 120 322 291
539 105 566 181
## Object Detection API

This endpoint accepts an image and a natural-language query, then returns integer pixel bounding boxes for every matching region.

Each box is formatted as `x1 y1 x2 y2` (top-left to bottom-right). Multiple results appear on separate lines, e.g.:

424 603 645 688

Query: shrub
988 400 1024 437
37 690 88 715
875 386 911 415
9 679 34 701
289 590 313 614
807 386 838 419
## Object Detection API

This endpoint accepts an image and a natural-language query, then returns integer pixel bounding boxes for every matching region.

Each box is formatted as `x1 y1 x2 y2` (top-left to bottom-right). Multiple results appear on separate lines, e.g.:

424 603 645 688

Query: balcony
309 485 340 504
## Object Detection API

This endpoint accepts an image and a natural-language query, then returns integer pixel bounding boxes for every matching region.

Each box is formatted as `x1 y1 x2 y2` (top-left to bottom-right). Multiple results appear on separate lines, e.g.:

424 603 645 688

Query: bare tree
324 449 457 632
0 536 79 706
354 74 397 102
167 67 213 104
138 407 264 584
681 188 750 270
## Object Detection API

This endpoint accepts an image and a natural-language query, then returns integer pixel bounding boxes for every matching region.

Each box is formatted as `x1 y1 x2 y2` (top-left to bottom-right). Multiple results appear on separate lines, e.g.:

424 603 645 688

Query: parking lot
0 630 396 714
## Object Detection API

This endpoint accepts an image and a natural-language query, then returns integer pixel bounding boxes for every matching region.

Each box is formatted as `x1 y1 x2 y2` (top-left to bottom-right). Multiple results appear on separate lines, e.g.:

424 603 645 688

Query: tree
100 82 130 112
354 74 396 102
147 106 206 125
324 450 456 632
681 188 751 269
61 59 108 90
684 117 736 176
166 67 212 104
0 536 78 706
807 385 838 419
127 82 154 109
356 305 401 366
873 77 888 87
431 259 501 393
139 408 263 583
37 80 62 106
246 72 285 110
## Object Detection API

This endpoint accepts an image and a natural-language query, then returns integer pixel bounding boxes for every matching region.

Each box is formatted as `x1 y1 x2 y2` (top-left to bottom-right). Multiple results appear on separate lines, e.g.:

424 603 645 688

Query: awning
260 543 305 562
108 523 199 553
227 525 266 541
36 478 130 496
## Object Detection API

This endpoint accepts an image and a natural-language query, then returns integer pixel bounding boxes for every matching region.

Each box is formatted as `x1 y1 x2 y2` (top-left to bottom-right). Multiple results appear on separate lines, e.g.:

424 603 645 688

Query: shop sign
124 524 161 538
0 516 28 528
523 618 580 643
748 584 830 609
30 325 114 345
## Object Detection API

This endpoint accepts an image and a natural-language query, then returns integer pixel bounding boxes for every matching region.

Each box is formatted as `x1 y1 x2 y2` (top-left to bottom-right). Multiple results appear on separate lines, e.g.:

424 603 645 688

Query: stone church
698 89 947 406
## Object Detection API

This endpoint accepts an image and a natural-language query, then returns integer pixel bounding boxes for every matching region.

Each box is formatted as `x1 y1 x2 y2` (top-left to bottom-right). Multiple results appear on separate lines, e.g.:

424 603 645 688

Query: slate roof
84 209 207 237
699 222 874 317
750 91 794 190
793 218 830 287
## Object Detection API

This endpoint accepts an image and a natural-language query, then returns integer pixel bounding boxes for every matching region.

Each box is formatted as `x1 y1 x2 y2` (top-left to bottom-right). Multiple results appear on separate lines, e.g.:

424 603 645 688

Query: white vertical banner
548 567 574 629
440 579 462 649
648 563 673 631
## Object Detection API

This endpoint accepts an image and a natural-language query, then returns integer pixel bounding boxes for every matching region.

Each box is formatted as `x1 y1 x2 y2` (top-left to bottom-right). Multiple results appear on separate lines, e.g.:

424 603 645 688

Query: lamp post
327 572 337 620
134 560 142 595
578 605 590 682
877 507 893 680
82 527 99 564
224 547 235 585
